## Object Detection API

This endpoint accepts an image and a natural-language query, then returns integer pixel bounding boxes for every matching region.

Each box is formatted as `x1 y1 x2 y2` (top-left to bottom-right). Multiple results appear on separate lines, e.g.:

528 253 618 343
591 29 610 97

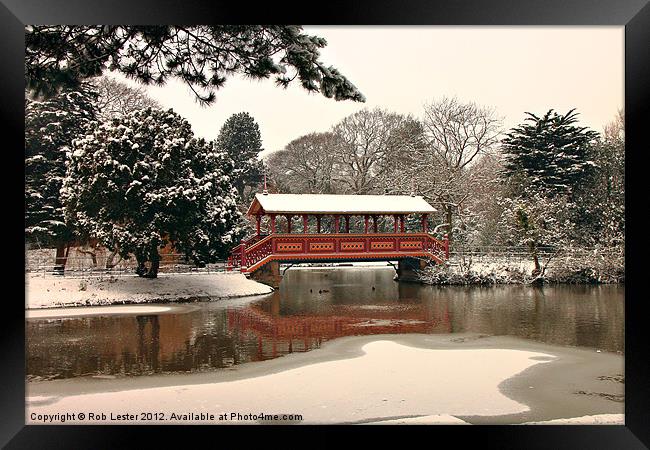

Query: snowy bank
26 305 174 319
522 414 624 425
364 415 470 425
364 414 625 425
419 252 624 286
26 272 274 309
419 259 534 285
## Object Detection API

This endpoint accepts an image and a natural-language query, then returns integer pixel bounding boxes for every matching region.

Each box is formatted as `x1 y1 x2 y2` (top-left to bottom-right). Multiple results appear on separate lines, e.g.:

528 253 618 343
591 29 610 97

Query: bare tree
332 108 418 194
418 97 502 244
266 110 421 196
266 132 341 194
374 117 428 195
454 151 506 248
92 76 160 121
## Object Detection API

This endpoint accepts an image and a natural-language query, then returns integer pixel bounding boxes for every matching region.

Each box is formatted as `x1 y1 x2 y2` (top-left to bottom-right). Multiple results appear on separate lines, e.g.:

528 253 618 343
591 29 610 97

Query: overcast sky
112 26 624 157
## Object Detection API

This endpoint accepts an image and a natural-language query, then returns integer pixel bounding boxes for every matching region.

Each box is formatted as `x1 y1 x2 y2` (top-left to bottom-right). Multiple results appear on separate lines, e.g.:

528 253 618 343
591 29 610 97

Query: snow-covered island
417 249 624 286
26 272 274 309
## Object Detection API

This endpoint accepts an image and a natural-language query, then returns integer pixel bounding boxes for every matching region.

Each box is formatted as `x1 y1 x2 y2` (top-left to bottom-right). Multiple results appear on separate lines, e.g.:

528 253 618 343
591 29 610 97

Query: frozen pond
26 267 624 381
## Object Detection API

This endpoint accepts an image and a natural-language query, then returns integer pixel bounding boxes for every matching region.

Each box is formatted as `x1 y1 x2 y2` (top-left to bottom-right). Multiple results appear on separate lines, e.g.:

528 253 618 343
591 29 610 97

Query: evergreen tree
25 83 98 270
501 109 599 197
25 26 365 105
62 108 241 278
215 112 264 199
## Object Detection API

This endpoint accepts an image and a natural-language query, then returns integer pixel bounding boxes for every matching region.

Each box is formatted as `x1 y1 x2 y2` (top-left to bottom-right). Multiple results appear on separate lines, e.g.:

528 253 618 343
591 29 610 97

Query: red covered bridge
228 192 449 287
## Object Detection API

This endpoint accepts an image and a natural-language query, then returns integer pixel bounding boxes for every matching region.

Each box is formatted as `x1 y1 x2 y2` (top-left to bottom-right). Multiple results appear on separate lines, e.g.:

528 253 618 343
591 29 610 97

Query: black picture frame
3 0 648 447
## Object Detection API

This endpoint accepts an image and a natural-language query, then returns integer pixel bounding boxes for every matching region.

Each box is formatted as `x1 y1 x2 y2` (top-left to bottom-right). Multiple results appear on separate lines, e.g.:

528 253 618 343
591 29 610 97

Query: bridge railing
230 234 268 254
228 232 449 273
423 234 449 259
228 234 271 270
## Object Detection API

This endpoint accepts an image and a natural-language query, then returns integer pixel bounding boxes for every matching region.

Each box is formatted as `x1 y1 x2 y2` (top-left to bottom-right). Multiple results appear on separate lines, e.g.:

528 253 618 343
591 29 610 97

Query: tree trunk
105 245 123 269
135 253 147 277
53 242 69 275
445 204 453 245
77 247 98 268
529 242 541 276
145 253 160 279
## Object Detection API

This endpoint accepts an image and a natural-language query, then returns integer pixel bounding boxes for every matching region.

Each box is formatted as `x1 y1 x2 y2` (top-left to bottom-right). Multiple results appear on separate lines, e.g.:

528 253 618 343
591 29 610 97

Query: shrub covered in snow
419 261 529 286
497 191 576 275
62 108 242 278
543 246 625 284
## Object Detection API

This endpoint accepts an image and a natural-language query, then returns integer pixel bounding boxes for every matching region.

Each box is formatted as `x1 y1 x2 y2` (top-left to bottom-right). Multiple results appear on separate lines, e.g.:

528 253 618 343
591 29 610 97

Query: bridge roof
248 193 437 216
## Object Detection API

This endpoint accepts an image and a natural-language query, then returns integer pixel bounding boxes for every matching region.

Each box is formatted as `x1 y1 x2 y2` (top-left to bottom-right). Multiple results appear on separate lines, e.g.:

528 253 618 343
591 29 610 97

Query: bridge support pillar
396 257 429 283
249 261 282 289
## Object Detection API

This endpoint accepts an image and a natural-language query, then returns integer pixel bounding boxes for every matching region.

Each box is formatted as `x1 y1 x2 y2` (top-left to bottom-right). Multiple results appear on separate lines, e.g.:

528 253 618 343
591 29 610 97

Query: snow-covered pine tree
501 109 599 197
25 26 365 105
62 108 242 278
215 112 264 199
25 83 98 271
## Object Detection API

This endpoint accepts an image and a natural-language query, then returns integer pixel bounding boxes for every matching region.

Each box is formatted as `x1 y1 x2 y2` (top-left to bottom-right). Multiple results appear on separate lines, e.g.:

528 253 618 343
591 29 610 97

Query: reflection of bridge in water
26 282 624 380
227 295 452 360
229 193 449 287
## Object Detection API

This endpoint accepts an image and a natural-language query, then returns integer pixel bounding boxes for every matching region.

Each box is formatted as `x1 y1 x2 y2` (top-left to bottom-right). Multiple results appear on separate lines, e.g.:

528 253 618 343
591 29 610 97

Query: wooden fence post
240 239 247 269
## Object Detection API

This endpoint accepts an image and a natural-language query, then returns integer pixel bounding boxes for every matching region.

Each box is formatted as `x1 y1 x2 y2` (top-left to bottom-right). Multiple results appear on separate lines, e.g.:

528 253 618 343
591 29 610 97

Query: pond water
26 267 624 381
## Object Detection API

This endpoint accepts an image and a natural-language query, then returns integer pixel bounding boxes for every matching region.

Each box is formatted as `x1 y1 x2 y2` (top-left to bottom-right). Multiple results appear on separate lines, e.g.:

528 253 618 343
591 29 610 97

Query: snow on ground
365 414 625 425
522 414 624 425
461 258 535 276
364 415 470 425
26 305 174 319
26 340 554 424
26 272 274 309
445 256 536 279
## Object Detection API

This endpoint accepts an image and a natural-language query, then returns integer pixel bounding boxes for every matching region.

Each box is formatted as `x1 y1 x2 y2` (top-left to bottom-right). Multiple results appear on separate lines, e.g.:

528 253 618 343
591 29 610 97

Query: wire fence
25 245 624 277
448 245 624 271
26 249 234 278
451 245 553 258
451 245 624 257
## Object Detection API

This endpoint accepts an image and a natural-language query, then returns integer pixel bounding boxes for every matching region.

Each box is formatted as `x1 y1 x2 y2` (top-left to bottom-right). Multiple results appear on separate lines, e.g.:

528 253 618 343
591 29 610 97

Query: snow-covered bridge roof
247 193 437 216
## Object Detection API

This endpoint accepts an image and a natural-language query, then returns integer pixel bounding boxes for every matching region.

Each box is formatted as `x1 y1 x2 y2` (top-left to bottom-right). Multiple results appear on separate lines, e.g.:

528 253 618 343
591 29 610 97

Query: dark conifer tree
25 83 98 271
25 26 365 105
501 109 599 197
62 108 242 278
216 112 264 198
